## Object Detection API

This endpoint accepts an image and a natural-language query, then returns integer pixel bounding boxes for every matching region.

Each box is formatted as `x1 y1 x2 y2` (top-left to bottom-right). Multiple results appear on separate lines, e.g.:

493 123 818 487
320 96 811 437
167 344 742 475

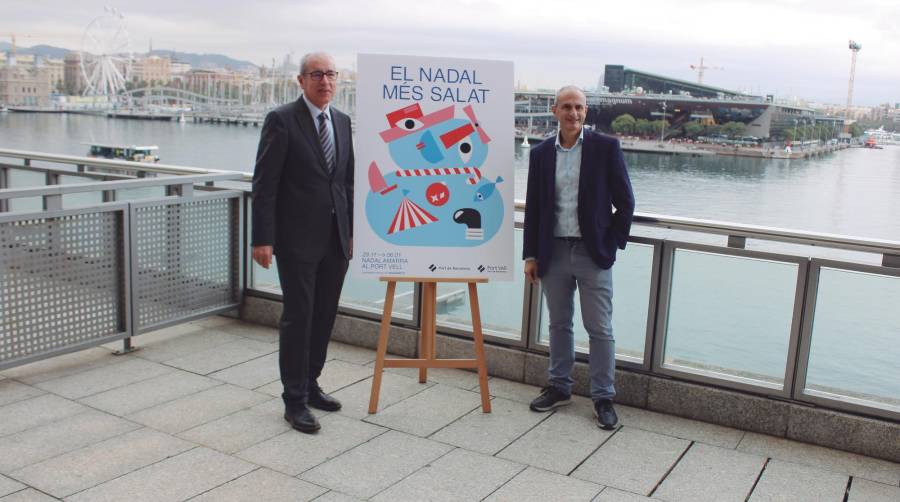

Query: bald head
556 85 585 102
552 85 587 147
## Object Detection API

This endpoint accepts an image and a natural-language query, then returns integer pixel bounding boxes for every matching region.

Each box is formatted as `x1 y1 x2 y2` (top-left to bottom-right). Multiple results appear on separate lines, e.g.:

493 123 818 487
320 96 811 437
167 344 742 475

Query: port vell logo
478 264 508 273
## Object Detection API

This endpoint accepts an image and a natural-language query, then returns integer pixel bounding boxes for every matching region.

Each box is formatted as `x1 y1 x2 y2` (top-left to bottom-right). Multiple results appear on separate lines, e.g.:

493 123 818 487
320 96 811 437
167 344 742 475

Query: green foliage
611 114 636 135
721 121 747 138
682 121 703 138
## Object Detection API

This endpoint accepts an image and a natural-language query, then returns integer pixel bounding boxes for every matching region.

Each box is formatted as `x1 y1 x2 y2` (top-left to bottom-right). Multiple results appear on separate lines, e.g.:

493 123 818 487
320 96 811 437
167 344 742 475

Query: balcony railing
2 148 899 423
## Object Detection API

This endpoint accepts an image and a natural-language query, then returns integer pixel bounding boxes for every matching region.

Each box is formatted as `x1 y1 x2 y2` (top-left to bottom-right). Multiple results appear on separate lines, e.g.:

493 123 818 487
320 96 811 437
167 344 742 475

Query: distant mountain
0 42 258 71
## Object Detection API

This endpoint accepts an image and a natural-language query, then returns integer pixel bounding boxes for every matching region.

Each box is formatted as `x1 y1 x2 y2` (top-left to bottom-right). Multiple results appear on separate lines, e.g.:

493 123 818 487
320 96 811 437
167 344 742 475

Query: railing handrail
514 200 900 255
0 172 244 200
0 148 253 181
3 148 897 255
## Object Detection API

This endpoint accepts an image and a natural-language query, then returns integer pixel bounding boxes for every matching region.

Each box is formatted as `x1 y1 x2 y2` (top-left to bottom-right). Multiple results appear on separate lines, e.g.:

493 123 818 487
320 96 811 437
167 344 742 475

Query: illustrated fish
473 176 503 202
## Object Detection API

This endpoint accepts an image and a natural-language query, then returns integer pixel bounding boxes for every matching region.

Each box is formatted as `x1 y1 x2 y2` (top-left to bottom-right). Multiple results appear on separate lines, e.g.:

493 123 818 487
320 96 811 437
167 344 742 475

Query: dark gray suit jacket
251 97 354 261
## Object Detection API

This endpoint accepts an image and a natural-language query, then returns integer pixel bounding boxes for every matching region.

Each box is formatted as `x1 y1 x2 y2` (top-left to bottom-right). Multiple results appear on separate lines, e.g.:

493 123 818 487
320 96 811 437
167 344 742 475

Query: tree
611 114 636 135
650 119 668 137
682 120 703 138
634 118 652 137
849 123 864 137
721 121 747 138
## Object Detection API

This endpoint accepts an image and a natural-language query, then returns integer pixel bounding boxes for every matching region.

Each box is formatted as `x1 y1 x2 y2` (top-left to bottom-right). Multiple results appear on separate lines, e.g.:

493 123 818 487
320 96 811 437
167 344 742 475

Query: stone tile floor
1 316 899 501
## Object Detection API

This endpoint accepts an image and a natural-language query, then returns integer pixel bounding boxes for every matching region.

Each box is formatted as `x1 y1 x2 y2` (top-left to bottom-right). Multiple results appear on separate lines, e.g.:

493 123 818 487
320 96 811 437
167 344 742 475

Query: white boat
85 143 160 163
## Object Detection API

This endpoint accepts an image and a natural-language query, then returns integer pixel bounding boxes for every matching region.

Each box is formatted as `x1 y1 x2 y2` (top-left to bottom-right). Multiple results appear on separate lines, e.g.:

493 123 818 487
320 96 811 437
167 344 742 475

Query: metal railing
2 148 898 423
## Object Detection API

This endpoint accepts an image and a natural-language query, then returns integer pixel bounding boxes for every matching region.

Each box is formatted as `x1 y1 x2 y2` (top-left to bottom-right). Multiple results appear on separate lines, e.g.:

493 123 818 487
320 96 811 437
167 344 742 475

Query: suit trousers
275 217 348 407
541 238 616 401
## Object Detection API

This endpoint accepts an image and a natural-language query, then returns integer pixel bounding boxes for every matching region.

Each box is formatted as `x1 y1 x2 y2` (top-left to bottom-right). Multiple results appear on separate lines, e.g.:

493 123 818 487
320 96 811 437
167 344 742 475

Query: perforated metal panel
131 194 240 332
0 208 127 368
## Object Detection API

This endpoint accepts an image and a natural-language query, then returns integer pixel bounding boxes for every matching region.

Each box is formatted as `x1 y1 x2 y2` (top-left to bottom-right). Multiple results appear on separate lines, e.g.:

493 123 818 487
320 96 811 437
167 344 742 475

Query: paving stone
593 487 656 501
34 357 171 399
848 478 900 502
0 380 44 407
132 329 242 363
0 394 86 437
208 352 280 390
616 405 745 448
237 413 386 475
300 430 453 499
0 476 24 498
178 399 290 453
384 365 483 390
748 459 848 502
737 431 900 485
572 427 690 495
485 466 603 502
0 488 56 501
483 377 543 404
164 338 276 375
327 341 378 365
654 443 766 502
79 370 220 416
216 320 280 343
0 347 117 384
364 383 482 437
312 492 364 502
67 447 255 502
787 406 900 463
0 410 139 473
317 360 376 394
332 372 434 420
497 407 615 474
11 428 193 498
126 384 269 433
190 467 327 502
431 397 548 455
371 448 525 502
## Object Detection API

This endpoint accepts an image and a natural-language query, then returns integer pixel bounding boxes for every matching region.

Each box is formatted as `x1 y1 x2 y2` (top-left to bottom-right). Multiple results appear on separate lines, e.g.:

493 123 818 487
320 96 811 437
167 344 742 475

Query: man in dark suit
523 86 634 429
251 52 354 433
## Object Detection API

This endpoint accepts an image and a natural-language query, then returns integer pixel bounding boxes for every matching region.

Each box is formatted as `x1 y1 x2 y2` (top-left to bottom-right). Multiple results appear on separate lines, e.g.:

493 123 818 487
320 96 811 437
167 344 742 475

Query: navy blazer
523 130 635 275
251 98 354 261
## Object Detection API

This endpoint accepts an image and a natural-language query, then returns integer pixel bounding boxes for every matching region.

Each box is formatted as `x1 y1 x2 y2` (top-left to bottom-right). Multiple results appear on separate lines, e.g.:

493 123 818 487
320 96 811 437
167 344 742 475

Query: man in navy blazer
523 86 634 429
252 52 353 434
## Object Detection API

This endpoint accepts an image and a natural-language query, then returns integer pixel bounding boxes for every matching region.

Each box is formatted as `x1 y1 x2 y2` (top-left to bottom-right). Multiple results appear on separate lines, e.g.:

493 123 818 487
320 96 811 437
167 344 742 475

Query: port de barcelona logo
353 54 514 280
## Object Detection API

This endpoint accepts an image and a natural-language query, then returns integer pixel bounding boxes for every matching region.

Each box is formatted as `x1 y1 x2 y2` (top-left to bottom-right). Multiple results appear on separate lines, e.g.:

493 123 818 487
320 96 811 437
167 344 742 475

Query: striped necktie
317 112 335 172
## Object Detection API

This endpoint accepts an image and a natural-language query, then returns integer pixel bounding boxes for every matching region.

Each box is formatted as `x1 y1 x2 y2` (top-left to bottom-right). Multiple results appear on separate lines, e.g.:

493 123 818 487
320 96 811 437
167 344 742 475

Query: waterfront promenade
1 316 899 501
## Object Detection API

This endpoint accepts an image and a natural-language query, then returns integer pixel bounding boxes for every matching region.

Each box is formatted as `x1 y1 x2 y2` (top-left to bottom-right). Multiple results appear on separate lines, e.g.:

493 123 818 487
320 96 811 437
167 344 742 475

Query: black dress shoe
308 384 342 412
284 406 320 434
593 399 619 430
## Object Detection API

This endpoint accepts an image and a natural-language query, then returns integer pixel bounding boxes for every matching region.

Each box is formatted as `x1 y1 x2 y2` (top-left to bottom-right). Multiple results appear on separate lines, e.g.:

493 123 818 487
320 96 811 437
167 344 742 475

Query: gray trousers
542 239 615 401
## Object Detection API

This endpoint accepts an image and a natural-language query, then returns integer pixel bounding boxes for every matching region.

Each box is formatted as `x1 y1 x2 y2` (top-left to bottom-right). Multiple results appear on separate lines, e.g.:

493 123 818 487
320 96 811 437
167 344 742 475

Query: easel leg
368 281 396 414
418 282 435 383
468 282 492 413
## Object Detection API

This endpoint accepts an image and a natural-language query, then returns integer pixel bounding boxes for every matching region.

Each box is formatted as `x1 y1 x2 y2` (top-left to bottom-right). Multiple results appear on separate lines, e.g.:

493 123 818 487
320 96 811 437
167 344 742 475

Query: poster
353 54 514 280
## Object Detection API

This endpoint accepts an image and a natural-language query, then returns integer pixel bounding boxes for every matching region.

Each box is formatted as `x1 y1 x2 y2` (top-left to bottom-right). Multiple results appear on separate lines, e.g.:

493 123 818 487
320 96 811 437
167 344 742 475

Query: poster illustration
353 54 514 280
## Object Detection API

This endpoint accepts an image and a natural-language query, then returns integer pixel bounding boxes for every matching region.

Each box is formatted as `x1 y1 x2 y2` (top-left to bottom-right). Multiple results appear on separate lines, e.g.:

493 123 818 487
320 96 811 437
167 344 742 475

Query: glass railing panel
537 241 656 362
6 168 44 212
59 175 103 208
662 249 798 388
804 267 900 411
434 229 525 340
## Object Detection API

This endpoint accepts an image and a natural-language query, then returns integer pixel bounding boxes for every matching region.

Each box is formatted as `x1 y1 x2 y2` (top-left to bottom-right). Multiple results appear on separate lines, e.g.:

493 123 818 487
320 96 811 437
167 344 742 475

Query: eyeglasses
303 71 339 81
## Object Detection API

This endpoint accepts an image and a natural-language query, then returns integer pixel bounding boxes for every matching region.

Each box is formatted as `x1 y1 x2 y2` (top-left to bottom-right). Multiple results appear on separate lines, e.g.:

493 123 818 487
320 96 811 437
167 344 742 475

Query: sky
7 0 899 106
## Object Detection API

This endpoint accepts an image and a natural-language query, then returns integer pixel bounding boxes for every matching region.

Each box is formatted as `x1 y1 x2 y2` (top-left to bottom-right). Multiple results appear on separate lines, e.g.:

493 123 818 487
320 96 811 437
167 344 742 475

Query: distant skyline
6 0 899 106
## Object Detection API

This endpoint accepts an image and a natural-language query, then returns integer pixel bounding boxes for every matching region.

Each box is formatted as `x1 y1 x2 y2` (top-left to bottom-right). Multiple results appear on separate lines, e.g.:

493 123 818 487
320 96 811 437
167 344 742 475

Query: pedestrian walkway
1 316 899 501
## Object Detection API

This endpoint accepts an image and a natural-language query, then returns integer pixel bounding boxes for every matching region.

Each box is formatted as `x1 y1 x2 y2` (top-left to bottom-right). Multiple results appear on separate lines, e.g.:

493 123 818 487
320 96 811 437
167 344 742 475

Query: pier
1 148 898 501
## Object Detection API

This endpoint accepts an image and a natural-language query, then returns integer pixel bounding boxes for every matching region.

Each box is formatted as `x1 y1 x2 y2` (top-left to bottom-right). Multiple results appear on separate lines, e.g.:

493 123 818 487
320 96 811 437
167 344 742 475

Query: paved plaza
1 316 899 501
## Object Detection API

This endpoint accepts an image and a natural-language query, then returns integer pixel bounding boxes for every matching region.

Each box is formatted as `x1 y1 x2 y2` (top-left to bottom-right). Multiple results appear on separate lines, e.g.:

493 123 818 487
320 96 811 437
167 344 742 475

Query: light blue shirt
302 94 334 153
553 128 584 238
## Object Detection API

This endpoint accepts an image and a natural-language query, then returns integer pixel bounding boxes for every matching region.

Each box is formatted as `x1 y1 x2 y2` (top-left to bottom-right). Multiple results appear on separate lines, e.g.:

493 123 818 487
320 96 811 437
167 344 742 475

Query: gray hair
299 52 335 75
555 85 585 101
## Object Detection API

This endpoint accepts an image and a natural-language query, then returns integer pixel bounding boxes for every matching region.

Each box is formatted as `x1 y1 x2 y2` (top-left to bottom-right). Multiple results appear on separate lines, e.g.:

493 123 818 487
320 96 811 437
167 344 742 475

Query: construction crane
689 57 723 84
844 40 862 134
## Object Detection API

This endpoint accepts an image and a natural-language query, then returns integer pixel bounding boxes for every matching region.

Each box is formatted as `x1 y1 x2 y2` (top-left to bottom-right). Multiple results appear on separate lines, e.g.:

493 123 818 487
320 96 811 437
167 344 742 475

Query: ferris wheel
80 7 132 97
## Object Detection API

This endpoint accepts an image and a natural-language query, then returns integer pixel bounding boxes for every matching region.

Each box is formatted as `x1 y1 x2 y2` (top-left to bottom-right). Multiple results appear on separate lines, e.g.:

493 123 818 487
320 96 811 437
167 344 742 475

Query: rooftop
1 316 898 501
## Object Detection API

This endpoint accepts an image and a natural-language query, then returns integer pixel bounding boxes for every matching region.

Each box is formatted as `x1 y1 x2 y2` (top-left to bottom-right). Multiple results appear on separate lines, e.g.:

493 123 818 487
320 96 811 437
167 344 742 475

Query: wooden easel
368 277 492 414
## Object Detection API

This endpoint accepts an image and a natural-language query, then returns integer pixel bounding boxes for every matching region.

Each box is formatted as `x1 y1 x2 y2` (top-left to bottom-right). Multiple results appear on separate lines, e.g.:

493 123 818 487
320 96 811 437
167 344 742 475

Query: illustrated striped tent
388 191 438 234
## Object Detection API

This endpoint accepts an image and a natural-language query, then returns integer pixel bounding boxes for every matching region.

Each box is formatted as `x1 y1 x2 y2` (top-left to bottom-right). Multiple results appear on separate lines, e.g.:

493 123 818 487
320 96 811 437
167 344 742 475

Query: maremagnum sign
352 54 514 280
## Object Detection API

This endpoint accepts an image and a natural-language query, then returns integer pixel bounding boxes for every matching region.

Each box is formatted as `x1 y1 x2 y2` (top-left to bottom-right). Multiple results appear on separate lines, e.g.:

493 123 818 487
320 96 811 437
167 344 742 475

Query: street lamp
660 101 667 144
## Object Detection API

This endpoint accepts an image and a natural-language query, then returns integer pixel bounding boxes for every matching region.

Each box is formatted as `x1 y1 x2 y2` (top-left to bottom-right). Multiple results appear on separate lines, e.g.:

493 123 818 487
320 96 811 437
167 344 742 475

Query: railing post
43 172 60 211
166 183 193 197
883 254 900 268
0 166 8 213
727 235 746 249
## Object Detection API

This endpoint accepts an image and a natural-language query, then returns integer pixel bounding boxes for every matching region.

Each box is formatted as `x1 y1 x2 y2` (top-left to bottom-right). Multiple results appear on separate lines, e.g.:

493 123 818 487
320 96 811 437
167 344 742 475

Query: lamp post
660 100 667 144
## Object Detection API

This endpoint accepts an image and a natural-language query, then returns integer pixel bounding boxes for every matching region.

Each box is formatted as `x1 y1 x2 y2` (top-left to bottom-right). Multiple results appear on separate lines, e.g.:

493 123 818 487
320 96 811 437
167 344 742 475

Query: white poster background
353 54 514 280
